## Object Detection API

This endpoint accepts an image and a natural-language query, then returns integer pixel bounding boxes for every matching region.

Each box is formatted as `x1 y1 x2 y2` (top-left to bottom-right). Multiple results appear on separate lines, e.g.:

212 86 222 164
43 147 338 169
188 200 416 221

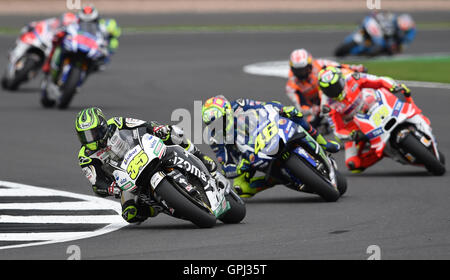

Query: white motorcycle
109 127 246 228
2 22 53 90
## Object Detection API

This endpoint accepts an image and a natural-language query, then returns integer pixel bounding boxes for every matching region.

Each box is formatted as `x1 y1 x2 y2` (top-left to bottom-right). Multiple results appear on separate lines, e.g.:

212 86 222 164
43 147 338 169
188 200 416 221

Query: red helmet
289 49 313 80
61 12 78 26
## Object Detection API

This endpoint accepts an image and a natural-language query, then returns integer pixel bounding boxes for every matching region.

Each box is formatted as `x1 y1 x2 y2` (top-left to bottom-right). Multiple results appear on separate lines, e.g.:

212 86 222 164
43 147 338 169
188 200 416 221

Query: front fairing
354 89 420 157
62 23 105 60
234 105 336 186
110 128 166 192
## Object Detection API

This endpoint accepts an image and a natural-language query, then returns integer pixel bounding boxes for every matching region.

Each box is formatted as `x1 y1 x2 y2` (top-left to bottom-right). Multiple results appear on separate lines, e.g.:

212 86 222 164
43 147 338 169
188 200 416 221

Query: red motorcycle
353 87 445 175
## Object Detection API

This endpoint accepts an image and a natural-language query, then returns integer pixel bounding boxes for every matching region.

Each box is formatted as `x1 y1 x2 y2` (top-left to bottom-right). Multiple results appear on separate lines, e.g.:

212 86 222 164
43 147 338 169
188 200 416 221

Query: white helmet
289 49 313 80
78 4 99 22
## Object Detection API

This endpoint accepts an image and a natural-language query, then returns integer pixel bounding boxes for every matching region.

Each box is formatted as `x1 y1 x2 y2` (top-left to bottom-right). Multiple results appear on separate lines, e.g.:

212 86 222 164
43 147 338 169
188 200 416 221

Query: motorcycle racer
202 96 340 198
318 66 412 172
286 49 367 128
75 107 217 224
394 13 416 53
42 5 121 75
337 12 416 57
1 12 77 90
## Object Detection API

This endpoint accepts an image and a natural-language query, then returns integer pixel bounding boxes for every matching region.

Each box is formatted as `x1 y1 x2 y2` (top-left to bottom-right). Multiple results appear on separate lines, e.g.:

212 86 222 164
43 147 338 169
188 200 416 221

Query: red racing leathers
321 72 399 171
286 59 366 122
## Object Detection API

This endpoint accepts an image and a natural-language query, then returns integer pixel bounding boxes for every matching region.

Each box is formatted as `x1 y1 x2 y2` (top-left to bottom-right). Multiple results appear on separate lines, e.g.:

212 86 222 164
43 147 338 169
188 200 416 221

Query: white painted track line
0 215 124 224
0 202 118 210
0 232 98 241
0 180 128 250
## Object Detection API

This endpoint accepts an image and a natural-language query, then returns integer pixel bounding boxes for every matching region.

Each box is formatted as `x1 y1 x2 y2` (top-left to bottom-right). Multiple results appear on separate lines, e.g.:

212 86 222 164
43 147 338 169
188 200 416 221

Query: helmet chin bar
292 65 312 80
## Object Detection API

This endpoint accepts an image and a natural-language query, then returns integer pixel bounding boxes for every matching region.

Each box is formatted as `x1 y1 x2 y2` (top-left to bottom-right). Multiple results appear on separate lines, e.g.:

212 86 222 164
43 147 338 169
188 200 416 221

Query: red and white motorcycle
1 21 54 91
353 87 445 175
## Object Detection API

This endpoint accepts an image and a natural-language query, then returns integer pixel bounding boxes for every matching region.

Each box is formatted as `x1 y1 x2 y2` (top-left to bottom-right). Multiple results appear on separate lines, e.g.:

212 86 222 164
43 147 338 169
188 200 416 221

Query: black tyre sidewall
336 171 347 197
57 65 81 109
400 134 446 176
219 193 246 224
285 154 340 202
155 178 217 228
335 41 358 57
8 56 37 91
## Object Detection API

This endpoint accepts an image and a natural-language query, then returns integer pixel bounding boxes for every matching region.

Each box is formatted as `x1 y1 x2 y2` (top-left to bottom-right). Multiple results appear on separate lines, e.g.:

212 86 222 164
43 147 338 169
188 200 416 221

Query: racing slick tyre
40 93 56 108
5 56 37 91
57 65 81 109
219 193 246 224
40 85 56 108
1 76 8 90
334 41 358 57
155 178 217 228
336 171 347 196
285 154 341 202
439 151 446 165
400 134 446 176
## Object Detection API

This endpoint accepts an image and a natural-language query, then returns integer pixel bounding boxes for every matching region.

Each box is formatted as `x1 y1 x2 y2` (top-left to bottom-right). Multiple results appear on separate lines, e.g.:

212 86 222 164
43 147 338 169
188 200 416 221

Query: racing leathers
359 12 416 56
209 99 339 197
78 117 216 223
286 58 366 126
322 72 411 172
43 17 120 76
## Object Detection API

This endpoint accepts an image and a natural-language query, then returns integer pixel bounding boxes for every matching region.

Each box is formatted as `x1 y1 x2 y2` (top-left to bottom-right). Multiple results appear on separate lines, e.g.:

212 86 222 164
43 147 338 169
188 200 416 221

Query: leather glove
202 155 217 173
350 130 368 142
280 106 301 118
236 158 251 175
316 134 340 153
390 83 411 97
353 64 368 73
152 125 171 141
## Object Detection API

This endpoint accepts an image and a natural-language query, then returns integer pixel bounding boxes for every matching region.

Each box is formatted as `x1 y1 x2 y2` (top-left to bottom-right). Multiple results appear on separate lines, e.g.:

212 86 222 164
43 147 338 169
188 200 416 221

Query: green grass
342 56 450 84
1 21 450 35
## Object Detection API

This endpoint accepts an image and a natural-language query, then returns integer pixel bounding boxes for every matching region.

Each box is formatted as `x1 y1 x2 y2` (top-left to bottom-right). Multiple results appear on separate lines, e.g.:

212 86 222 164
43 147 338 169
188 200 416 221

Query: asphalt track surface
0 14 449 259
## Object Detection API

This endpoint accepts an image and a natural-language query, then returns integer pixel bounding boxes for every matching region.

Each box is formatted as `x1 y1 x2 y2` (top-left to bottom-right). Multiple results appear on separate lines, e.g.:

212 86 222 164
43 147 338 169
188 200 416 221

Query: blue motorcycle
41 22 107 109
235 104 347 202
335 14 398 57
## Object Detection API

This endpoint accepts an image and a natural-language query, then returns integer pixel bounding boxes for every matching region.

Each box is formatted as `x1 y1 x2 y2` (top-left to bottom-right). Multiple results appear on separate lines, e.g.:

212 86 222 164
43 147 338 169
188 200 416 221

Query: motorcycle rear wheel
400 134 446 176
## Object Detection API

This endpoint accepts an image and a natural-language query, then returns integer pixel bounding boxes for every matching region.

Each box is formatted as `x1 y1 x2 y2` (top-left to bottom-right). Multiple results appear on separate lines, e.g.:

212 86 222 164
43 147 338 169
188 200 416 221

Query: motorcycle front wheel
218 192 246 224
57 65 81 109
285 154 341 202
334 41 358 57
155 178 217 228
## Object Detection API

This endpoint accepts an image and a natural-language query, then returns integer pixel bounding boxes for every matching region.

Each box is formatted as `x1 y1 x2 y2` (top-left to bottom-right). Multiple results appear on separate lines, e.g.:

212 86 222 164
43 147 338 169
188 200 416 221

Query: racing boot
232 172 272 198
316 134 340 153
345 141 380 173
121 192 159 224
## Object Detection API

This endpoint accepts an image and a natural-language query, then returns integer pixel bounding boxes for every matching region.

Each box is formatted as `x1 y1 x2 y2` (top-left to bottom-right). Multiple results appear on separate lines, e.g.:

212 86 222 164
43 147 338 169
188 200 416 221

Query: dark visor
291 65 312 80
77 124 108 145
324 79 345 99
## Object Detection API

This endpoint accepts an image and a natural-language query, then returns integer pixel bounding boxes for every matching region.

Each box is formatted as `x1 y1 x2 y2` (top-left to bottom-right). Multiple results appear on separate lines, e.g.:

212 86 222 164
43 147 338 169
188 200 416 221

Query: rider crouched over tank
75 107 218 224
201 96 341 199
